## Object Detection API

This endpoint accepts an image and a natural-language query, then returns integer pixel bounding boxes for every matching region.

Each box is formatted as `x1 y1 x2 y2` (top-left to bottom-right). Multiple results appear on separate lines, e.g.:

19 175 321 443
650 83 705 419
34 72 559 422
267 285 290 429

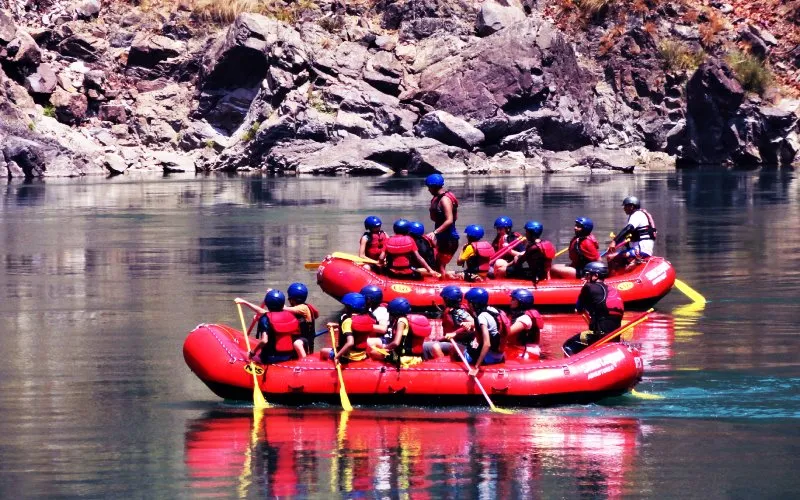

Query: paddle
236 302 270 410
449 339 513 414
674 279 706 304
488 236 526 266
328 323 353 411
304 252 380 270
554 247 568 258
589 307 655 351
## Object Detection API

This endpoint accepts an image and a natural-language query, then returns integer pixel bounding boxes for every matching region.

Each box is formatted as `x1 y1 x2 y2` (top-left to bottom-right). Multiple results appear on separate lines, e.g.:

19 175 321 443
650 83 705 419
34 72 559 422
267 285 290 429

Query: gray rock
103 152 127 175
25 63 57 94
98 102 128 124
128 34 185 68
2 136 46 178
374 35 397 51
476 0 526 37
414 110 485 149
58 33 106 62
0 10 16 44
51 87 88 124
72 0 101 19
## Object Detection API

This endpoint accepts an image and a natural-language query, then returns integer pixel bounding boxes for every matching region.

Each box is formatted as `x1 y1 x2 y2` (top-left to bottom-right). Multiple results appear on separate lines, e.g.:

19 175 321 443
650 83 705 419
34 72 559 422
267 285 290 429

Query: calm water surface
1 171 799 498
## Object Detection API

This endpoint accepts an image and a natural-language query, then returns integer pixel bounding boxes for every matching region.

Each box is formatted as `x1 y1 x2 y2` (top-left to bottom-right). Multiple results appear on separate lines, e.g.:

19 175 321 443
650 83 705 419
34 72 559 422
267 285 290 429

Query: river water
1 170 798 498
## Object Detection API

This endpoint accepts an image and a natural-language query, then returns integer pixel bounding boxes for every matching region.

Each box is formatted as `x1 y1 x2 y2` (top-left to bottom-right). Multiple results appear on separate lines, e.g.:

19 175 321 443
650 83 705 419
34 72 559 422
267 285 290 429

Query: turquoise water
1 170 798 498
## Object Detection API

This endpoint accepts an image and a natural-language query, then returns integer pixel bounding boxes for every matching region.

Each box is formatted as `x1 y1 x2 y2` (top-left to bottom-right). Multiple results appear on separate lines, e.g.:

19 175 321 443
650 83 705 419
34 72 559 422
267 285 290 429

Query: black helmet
622 196 640 208
583 261 609 279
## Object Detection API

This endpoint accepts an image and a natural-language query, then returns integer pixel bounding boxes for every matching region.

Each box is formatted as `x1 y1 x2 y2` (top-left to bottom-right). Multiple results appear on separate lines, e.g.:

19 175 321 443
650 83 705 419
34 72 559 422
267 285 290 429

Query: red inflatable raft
316 255 676 311
183 323 644 406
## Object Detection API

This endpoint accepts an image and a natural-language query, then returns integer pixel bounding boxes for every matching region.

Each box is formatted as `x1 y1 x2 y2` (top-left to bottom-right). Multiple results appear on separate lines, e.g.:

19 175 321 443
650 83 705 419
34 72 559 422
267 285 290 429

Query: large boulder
476 0 526 37
414 110 485 149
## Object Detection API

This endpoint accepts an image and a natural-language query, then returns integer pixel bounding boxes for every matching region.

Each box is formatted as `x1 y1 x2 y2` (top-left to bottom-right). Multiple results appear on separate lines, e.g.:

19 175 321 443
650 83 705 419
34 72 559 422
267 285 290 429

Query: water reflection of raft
315 255 676 311
183 323 644 406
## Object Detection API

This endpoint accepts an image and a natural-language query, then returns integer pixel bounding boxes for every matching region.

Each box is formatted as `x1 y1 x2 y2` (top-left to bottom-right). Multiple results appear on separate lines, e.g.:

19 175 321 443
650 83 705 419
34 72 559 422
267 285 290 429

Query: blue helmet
341 292 367 313
287 282 308 303
360 285 383 306
364 216 382 230
524 221 543 238
583 261 609 279
393 219 410 235
387 297 411 316
465 287 489 309
494 216 513 229
510 288 534 309
425 173 444 188
465 224 484 240
264 289 286 312
409 221 425 237
575 216 593 235
440 285 463 306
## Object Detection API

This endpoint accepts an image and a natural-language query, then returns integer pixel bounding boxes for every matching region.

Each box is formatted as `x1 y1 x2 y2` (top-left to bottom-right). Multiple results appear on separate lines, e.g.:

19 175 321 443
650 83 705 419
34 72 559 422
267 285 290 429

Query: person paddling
284 282 319 354
495 221 556 283
563 261 624 356
463 288 507 376
425 173 460 278
456 224 494 282
326 292 377 363
507 288 544 359
551 217 600 279
236 290 306 363
606 196 657 272
490 216 525 263
424 285 474 359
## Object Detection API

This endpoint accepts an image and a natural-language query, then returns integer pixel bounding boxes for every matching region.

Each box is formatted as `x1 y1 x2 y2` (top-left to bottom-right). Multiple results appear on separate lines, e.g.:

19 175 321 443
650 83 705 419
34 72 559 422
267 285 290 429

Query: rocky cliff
1 0 798 179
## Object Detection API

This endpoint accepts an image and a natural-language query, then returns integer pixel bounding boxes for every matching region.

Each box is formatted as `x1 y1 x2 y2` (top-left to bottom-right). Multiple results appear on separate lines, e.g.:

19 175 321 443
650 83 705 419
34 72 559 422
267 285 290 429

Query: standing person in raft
563 261 625 356
359 215 387 262
606 196 657 272
550 217 600 279
378 219 439 280
463 288 507 376
424 173 460 278
326 292 377 363
236 290 307 363
456 224 495 282
494 221 556 284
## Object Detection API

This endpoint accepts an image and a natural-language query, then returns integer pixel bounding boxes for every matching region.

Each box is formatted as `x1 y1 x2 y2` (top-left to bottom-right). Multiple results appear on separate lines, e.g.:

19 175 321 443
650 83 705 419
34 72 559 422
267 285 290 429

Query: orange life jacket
363 230 387 260
385 235 416 274
466 241 494 274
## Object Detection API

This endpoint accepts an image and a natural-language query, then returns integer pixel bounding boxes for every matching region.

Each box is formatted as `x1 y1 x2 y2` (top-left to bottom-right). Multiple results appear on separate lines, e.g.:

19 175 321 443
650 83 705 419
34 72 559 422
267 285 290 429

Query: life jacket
512 309 544 345
429 190 459 228
363 230 388 260
491 232 523 261
399 314 432 356
602 283 625 318
264 310 301 353
524 239 556 281
632 209 658 241
568 234 599 269
384 234 416 274
483 307 511 354
339 313 377 351
466 241 494 274
442 306 466 333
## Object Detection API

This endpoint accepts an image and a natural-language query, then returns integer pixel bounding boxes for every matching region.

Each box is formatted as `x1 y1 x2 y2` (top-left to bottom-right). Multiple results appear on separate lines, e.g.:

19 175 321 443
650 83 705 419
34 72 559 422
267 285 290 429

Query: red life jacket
632 209 658 241
348 313 377 350
491 232 523 261
568 234 599 268
484 307 511 354
265 311 301 353
603 283 625 318
513 309 544 345
467 241 494 273
363 230 387 260
400 314 432 355
384 235 416 274
524 239 556 281
294 303 319 345
441 307 462 333
429 190 459 227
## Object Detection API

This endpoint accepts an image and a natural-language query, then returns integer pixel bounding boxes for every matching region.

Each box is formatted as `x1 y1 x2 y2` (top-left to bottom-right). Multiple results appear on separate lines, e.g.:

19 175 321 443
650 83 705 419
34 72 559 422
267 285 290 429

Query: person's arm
334 335 354 362
583 239 601 261
469 322 491 376
378 249 387 267
235 297 267 315
413 249 439 276
386 318 407 350
358 234 368 258
456 244 473 266
438 196 455 232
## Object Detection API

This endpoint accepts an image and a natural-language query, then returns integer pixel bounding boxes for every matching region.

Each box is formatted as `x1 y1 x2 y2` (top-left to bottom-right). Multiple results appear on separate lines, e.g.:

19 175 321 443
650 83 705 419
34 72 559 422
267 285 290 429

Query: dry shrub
726 50 773 95
659 40 706 71
598 24 625 55
191 0 318 25
699 8 726 47
578 0 616 17
681 8 699 24
643 21 657 35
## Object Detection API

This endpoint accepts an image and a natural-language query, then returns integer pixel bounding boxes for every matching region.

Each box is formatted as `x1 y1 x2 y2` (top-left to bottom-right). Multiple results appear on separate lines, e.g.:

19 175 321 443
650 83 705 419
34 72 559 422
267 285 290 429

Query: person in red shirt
551 217 600 279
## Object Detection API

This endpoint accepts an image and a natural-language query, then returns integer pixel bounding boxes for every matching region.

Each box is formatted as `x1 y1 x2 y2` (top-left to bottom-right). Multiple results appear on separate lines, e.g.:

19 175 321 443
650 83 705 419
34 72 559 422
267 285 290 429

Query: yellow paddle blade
336 364 353 412
331 251 379 265
674 279 706 305
631 389 665 400
237 302 271 410
304 262 320 270
554 247 568 258
491 406 515 414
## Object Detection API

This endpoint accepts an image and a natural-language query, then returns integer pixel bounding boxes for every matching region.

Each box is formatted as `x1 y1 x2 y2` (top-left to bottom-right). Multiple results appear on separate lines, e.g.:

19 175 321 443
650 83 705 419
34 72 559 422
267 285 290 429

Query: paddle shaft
488 236 526 266
588 308 654 351
236 303 270 410
449 339 499 412
329 324 353 411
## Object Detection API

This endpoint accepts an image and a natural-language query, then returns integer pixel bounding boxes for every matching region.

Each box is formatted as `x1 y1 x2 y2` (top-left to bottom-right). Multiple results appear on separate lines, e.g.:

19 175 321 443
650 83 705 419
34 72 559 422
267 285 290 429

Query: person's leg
293 338 307 359
550 264 578 279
